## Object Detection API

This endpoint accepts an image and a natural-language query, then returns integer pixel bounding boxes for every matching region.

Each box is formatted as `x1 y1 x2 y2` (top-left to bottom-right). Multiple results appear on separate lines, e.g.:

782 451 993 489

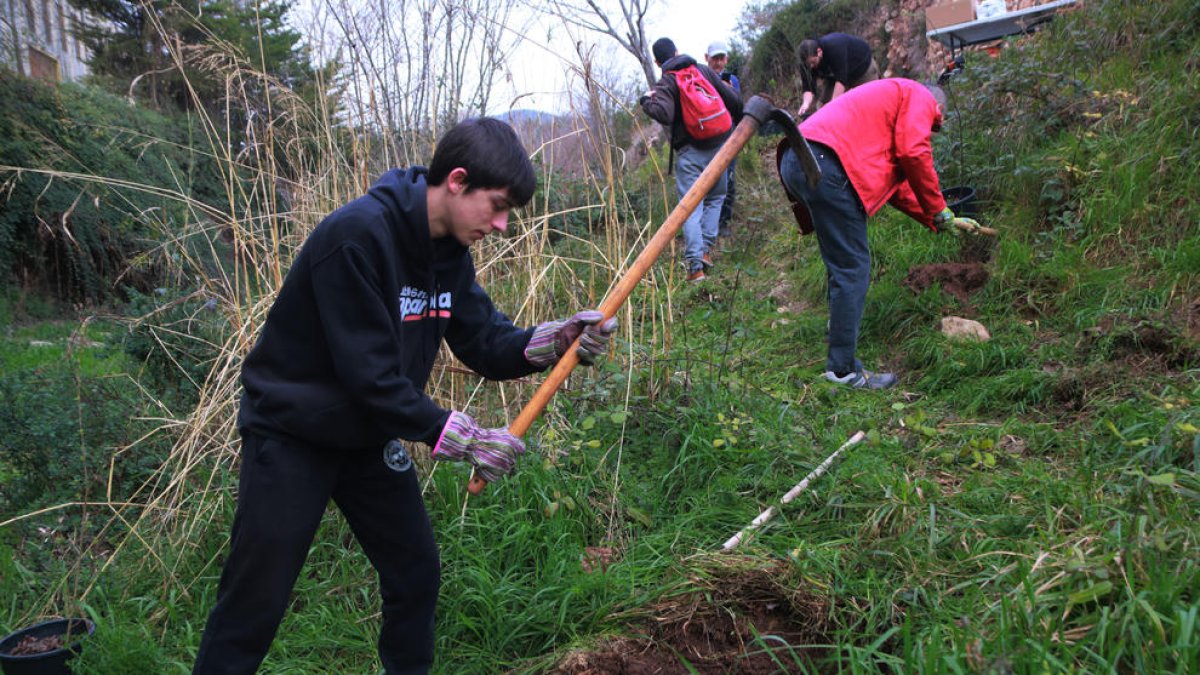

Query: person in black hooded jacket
192 118 617 675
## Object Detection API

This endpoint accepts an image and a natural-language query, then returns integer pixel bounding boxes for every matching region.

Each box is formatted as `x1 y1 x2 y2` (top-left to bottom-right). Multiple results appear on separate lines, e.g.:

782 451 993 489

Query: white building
1 0 91 82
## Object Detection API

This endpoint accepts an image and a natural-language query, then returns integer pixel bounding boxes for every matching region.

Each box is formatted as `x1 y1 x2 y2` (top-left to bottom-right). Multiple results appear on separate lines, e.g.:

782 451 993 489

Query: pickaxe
467 96 820 495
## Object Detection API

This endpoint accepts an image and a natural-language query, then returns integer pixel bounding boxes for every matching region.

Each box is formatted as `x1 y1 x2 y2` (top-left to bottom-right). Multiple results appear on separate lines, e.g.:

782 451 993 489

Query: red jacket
800 78 947 230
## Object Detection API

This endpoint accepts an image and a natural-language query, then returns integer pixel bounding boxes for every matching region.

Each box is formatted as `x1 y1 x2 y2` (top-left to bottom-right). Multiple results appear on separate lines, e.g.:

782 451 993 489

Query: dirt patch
553 558 831 674
1182 296 1200 343
581 547 617 574
903 263 990 302
1085 313 1199 370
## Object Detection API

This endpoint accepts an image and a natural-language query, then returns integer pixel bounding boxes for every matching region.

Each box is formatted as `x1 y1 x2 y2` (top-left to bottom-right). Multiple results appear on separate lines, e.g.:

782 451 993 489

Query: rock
941 316 991 341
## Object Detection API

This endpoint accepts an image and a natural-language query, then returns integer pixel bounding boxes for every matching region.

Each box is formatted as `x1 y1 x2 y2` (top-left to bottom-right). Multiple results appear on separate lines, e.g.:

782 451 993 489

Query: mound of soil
7 633 64 655
553 558 831 674
903 263 990 302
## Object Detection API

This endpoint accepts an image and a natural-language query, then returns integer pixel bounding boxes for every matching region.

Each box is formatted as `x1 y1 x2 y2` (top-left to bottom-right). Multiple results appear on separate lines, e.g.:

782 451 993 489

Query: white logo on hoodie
398 286 453 322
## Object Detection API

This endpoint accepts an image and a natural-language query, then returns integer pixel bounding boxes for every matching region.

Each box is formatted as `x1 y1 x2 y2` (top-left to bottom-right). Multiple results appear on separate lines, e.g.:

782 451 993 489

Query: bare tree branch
538 0 658 89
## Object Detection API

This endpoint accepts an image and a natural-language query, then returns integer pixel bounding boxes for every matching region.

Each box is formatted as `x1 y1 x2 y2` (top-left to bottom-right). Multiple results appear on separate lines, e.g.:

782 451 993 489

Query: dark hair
427 118 536 206
924 82 947 107
652 38 677 66
797 39 820 61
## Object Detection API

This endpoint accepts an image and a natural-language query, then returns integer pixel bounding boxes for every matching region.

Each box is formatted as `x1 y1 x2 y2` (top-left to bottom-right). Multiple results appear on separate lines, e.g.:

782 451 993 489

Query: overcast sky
502 0 750 114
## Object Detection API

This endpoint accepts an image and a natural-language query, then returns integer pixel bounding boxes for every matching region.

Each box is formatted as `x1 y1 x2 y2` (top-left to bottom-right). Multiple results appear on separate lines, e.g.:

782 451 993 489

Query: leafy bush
0 71 225 304
121 287 230 408
0 358 157 515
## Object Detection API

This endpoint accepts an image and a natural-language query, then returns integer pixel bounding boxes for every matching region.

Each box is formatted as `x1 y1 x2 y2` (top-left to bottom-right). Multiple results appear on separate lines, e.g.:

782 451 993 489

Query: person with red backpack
640 37 743 282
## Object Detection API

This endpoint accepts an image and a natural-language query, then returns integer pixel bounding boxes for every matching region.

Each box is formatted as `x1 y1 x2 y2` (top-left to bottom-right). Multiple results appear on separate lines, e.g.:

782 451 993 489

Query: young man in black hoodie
192 118 616 675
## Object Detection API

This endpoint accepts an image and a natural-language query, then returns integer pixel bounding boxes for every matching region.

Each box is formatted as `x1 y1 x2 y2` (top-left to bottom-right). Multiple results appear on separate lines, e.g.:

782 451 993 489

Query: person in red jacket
777 78 978 389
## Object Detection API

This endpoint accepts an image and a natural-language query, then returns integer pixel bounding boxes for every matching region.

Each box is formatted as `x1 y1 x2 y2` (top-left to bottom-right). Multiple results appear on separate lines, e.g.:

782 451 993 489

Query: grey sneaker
825 369 897 390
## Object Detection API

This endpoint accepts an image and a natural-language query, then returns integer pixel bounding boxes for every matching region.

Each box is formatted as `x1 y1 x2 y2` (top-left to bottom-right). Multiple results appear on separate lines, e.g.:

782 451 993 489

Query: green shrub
120 287 230 409
0 360 156 514
0 71 225 304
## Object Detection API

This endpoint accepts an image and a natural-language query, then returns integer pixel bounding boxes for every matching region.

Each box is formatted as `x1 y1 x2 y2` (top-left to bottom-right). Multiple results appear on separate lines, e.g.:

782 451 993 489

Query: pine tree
66 0 313 111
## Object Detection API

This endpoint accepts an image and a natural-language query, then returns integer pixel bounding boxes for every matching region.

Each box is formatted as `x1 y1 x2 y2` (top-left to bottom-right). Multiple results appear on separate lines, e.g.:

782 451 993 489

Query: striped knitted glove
524 310 618 368
431 411 526 482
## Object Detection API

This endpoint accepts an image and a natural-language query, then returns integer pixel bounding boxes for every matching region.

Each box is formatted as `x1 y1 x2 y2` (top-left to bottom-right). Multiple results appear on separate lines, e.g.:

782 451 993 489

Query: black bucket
942 186 978 219
942 185 995 263
0 618 94 675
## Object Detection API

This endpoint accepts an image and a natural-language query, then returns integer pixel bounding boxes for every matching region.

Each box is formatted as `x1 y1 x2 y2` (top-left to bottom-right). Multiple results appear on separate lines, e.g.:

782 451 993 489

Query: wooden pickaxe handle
467 96 792 496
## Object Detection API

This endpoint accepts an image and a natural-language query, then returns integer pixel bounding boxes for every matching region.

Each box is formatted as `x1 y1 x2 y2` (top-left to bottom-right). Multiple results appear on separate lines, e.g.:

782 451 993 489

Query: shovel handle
954 220 998 236
466 97 777 496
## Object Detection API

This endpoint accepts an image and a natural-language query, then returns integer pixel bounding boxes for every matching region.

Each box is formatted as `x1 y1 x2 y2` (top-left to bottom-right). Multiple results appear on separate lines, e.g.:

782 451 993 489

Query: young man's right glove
524 310 618 368
432 411 526 482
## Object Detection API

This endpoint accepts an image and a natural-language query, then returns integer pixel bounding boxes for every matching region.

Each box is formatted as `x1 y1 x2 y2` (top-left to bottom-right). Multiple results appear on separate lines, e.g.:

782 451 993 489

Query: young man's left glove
525 310 618 368
432 411 526 483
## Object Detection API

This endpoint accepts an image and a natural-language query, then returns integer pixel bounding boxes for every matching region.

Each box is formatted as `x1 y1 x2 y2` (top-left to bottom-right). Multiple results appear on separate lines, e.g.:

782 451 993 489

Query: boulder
941 316 991 341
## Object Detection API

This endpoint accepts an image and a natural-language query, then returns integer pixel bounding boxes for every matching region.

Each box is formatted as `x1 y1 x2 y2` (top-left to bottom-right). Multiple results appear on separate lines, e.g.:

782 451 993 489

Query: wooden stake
721 430 866 551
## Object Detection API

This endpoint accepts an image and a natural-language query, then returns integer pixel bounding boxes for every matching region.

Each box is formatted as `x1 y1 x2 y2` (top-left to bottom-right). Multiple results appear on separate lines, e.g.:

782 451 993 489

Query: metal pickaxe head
742 96 822 189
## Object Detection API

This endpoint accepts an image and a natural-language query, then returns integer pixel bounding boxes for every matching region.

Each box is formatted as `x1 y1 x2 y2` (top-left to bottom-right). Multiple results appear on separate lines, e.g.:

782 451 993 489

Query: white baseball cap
706 41 730 57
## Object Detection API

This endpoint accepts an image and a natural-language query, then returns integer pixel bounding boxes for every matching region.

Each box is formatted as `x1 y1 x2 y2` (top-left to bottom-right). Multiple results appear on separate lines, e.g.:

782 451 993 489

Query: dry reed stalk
6 7 681 622
722 431 868 551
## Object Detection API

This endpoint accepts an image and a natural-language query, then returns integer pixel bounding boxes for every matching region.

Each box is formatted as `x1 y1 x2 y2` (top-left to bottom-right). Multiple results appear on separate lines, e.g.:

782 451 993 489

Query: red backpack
673 65 732 140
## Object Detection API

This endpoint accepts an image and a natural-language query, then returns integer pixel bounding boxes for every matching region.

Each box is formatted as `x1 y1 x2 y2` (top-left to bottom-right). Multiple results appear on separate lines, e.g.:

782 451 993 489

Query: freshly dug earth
8 633 64 655
904 262 990 302
553 558 831 674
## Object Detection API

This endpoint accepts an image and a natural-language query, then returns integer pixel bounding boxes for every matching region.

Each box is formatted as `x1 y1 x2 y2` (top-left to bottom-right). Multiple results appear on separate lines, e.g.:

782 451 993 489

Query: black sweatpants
192 431 440 675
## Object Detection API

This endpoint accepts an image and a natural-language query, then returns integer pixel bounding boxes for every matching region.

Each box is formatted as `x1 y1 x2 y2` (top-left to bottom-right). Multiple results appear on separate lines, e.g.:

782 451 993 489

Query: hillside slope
1 1 1195 672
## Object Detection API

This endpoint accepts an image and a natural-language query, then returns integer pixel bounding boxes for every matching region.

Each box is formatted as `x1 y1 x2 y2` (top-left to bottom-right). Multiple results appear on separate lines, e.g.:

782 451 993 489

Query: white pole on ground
721 430 867 551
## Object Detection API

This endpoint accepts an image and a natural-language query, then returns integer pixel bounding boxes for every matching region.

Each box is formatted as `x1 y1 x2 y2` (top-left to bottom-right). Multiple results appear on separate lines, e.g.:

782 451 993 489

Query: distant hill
495 109 563 125
496 108 600 174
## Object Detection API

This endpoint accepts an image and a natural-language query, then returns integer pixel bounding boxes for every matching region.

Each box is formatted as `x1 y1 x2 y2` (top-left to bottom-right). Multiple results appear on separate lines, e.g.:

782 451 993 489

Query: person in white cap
706 40 741 241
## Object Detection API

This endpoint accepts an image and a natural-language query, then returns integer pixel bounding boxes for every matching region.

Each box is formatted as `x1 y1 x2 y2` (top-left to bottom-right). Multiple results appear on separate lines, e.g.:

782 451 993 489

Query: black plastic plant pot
0 618 94 675
942 185 978 219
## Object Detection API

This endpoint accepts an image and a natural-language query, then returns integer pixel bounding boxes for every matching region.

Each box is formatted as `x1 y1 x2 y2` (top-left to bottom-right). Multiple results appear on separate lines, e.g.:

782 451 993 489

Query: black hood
661 53 697 73
365 167 468 286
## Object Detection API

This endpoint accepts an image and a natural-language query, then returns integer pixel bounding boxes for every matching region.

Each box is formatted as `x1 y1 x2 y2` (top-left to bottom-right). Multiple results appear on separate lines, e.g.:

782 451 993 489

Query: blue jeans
719 159 738 234
780 143 869 375
675 144 727 272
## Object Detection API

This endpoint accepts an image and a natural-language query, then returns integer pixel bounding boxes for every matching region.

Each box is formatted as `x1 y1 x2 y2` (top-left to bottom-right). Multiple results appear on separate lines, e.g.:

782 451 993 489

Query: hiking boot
824 369 897 390
687 268 707 283
701 253 714 269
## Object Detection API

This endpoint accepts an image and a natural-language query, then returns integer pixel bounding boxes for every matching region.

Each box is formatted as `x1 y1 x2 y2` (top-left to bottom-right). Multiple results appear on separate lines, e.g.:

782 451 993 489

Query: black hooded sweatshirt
238 167 539 451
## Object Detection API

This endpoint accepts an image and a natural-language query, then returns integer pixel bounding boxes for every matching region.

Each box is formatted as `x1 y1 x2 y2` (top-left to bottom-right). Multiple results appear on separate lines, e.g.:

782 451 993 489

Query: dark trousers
193 431 440 675
780 143 870 375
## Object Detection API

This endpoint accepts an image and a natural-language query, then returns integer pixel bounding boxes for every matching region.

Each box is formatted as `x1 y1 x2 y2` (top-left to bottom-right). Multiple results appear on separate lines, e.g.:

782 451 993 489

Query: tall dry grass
5 1 680 621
